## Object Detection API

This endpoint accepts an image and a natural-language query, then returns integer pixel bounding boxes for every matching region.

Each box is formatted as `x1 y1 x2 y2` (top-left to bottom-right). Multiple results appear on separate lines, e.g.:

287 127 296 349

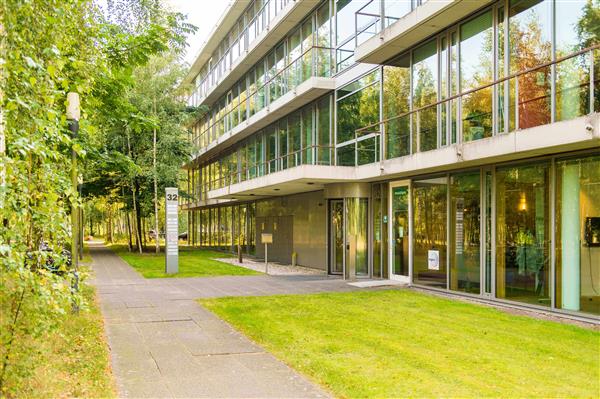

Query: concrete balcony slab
192 76 335 162
355 0 493 65
193 0 321 107
207 164 357 200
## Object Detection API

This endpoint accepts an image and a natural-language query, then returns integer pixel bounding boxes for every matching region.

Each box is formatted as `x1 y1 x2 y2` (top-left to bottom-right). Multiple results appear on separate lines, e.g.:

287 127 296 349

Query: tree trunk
135 196 143 253
126 132 142 254
125 210 133 252
153 97 160 254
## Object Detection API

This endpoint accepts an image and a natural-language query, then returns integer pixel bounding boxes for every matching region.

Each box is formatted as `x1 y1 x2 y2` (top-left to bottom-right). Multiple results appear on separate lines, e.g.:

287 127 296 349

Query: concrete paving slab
89 242 364 398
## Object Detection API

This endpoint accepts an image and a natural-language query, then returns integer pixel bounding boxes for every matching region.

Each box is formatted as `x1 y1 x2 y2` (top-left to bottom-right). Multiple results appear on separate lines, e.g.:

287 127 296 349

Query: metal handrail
203 145 335 191
190 0 291 104
356 44 600 136
191 45 334 148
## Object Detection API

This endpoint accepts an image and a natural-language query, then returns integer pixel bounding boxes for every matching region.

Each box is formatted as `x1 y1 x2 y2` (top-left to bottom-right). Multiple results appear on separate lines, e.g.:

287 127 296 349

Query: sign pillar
165 187 179 274
261 233 273 274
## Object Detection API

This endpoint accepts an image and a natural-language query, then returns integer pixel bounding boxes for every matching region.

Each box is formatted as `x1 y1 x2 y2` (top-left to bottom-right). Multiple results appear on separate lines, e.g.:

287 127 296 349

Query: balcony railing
191 46 335 152
356 45 599 160
188 0 293 107
354 0 409 46
193 145 335 200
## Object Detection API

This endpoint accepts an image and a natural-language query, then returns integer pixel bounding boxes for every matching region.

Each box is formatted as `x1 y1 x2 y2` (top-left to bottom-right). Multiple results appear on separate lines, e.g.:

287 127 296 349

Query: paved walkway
89 243 359 398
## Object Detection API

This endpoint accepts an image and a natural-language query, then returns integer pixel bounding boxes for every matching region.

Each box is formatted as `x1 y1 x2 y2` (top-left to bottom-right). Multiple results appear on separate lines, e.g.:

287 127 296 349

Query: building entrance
328 198 369 278
389 181 411 283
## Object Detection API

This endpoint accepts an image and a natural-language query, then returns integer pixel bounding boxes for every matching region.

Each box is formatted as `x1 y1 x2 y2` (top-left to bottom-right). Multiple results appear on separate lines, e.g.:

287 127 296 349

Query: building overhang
191 76 335 164
207 165 357 200
181 198 235 211
355 0 493 65
189 0 321 104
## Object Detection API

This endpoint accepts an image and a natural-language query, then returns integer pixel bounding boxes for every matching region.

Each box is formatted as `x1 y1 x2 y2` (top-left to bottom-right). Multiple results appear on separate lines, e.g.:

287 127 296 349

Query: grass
109 244 261 278
201 289 600 398
17 282 116 398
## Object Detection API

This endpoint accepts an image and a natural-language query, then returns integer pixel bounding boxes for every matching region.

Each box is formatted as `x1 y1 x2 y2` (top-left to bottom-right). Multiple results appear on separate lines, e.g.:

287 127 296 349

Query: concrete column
561 164 580 311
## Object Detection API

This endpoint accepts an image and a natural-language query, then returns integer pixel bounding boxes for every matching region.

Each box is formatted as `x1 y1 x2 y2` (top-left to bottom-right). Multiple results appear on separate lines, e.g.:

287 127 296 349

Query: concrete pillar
561 164 580 311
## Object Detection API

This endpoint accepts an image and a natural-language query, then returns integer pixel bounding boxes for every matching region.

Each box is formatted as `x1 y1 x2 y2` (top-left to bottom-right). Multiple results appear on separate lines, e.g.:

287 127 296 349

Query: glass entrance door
390 182 411 281
329 200 344 274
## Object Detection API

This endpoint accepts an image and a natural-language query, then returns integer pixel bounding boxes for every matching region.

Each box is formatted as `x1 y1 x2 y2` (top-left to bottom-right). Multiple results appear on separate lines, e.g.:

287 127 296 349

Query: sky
164 0 231 66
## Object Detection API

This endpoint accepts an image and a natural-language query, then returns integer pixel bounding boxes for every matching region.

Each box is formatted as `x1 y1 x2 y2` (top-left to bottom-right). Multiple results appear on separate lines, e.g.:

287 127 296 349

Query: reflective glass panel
384 55 411 159
496 162 550 306
346 198 369 276
450 171 481 294
460 11 493 142
412 39 438 152
413 177 448 288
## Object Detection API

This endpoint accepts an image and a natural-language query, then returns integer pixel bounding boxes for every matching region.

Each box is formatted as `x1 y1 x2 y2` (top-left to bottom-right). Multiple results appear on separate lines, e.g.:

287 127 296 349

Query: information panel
165 187 179 274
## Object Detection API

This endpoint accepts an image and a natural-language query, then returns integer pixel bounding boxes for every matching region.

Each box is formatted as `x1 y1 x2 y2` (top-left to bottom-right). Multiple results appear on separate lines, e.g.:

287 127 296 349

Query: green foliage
0 0 197 395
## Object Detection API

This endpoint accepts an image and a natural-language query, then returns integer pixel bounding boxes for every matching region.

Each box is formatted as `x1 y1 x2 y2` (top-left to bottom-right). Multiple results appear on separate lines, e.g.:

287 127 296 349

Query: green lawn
201 290 600 398
110 244 260 278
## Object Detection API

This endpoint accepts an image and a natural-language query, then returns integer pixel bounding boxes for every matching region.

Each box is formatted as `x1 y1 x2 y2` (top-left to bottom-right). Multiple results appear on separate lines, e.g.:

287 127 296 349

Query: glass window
345 198 369 276
289 112 301 167
336 143 355 166
302 106 313 164
317 95 331 165
279 120 288 170
289 28 302 86
460 11 493 142
413 177 448 288
496 162 550 307
336 71 381 148
383 56 411 159
372 183 389 279
449 171 481 294
316 2 333 77
357 136 378 165
336 0 360 44
556 154 600 315
509 0 552 130
412 39 438 152
301 18 314 81
267 126 277 173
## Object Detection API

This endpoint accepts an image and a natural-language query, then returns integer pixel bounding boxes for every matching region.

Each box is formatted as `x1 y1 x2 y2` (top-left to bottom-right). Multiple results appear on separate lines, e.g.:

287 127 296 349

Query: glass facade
190 1 334 151
337 0 599 166
188 0 293 106
187 95 332 203
555 154 600 315
188 202 256 254
496 162 551 307
393 153 599 316
185 0 600 318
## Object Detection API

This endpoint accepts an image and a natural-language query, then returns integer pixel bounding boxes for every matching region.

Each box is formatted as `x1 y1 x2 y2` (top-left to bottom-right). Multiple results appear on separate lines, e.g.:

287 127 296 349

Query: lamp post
67 92 80 313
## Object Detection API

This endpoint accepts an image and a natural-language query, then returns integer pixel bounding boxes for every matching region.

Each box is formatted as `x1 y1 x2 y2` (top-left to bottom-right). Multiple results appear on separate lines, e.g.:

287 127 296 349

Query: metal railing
354 0 407 46
191 45 335 151
188 0 293 107
356 45 599 158
193 145 335 198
